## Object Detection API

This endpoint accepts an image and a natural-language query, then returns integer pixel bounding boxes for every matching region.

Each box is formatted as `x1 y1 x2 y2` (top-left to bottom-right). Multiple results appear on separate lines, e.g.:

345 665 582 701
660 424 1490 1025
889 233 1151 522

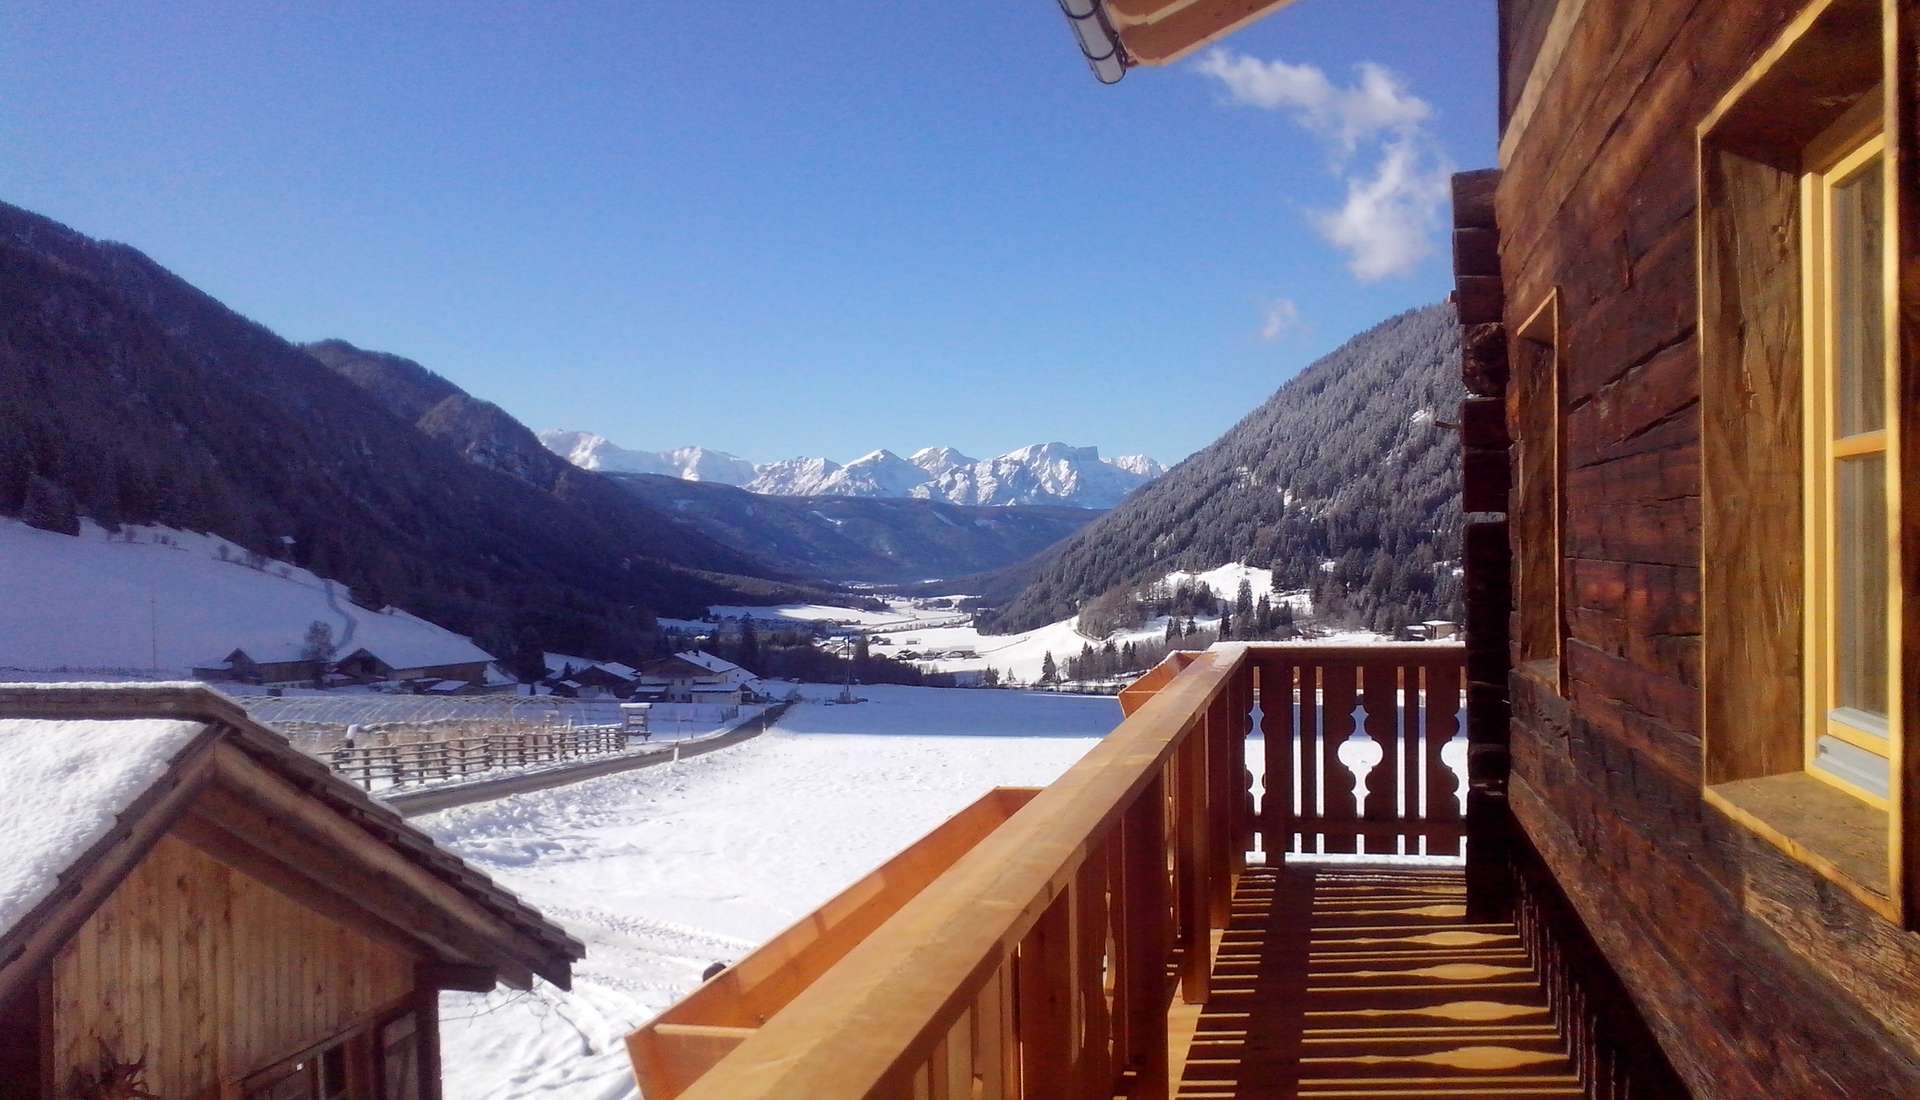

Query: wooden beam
626 788 1037 1099
416 962 499 993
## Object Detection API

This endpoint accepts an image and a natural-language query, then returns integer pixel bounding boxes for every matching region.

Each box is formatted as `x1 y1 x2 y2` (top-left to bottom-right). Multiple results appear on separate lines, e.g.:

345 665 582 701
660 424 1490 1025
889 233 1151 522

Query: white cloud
1259 298 1302 342
1315 138 1452 281
1194 49 1452 282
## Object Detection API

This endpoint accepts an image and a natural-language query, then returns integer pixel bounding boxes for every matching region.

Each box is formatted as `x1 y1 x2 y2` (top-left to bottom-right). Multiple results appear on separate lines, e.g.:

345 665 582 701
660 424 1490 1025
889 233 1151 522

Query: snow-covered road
416 683 1120 1100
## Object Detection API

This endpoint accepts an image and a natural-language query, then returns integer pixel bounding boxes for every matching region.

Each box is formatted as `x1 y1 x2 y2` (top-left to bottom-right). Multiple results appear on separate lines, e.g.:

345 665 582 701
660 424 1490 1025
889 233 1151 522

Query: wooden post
1258 659 1295 860
1121 774 1170 1100
1177 726 1211 1002
1072 850 1111 1099
1205 695 1234 927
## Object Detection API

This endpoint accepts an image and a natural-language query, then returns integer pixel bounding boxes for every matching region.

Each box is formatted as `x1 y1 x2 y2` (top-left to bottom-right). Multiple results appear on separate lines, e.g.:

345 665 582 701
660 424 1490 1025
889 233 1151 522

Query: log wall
1489 0 1920 1096
48 834 416 1099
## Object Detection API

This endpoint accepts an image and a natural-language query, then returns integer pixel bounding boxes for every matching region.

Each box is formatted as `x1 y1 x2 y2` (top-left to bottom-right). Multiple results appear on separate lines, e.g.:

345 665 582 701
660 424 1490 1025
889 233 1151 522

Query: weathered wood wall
1491 0 1920 1096
49 834 416 1099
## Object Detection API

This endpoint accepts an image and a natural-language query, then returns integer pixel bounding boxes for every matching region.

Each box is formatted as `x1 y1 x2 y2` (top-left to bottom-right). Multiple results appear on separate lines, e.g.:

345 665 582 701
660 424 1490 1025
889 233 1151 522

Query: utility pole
149 591 159 673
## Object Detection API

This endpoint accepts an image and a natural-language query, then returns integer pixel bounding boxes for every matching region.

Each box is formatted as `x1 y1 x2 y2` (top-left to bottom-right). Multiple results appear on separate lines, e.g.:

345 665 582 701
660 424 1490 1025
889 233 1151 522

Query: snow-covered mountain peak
542 432 1162 509
1106 454 1167 478
536 430 758 485
909 446 977 479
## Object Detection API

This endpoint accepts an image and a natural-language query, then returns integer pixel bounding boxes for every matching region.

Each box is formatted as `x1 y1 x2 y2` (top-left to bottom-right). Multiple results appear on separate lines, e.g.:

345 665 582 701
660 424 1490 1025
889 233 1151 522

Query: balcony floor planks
1169 864 1584 1099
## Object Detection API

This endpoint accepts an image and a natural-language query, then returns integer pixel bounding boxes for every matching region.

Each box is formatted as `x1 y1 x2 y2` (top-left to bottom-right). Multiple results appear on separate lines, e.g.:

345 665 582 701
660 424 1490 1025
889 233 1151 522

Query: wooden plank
1361 660 1405 839
1178 729 1212 1002
970 968 1010 1100
1258 659 1297 858
1895 0 1920 930
1425 663 1466 825
630 1025 757 1100
1121 774 1170 1100
1073 849 1112 1098
1698 136 1806 784
1018 892 1076 1098
1320 661 1360 855
1205 696 1234 927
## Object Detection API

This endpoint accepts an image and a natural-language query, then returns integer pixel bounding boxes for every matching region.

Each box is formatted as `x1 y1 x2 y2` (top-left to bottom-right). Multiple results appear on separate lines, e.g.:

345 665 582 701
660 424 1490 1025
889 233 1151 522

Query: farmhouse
191 644 324 686
0 683 581 1100
333 636 496 687
633 654 735 704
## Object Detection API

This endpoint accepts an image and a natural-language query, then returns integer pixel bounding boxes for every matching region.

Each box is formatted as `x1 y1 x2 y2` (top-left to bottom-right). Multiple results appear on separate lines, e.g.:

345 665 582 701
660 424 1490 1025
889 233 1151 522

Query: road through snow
416 684 1120 1100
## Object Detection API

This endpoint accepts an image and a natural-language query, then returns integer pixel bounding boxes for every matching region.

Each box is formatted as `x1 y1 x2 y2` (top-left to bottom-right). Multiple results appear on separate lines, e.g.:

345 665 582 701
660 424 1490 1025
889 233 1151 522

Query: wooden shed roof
0 682 583 1007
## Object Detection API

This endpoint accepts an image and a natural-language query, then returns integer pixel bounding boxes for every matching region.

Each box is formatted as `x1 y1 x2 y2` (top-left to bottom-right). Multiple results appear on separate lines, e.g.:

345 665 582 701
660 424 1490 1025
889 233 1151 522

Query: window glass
1831 157 1884 438
1834 451 1889 726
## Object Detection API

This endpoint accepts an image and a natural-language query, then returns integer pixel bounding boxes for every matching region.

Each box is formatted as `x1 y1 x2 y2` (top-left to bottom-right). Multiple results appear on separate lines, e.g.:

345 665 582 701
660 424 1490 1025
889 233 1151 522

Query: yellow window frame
1801 108 1901 810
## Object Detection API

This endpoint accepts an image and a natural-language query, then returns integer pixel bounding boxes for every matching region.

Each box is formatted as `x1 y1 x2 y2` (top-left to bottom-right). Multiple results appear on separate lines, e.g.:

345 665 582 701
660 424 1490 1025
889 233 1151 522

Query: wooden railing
327 727 632 789
650 641 1467 1100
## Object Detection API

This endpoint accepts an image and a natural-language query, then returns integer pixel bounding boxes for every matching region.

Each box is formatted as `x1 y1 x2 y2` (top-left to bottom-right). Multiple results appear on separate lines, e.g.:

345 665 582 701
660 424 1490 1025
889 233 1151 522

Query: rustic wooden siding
49 835 415 1099
1493 0 1920 1096
1500 0 1564 127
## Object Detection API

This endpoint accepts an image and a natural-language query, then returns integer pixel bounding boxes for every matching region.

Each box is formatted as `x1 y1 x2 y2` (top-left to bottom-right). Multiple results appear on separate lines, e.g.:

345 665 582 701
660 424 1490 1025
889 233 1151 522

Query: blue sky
0 2 1495 466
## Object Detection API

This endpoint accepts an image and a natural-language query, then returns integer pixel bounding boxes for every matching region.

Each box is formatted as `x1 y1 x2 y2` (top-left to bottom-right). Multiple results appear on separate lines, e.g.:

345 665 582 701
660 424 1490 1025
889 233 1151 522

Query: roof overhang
0 684 584 1007
1058 0 1303 83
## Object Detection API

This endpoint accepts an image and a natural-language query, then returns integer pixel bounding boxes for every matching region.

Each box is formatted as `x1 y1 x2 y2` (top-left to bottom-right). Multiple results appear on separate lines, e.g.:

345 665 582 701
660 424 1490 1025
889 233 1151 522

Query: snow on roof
0 717 205 938
638 655 719 678
678 650 748 675
689 684 741 694
346 636 493 669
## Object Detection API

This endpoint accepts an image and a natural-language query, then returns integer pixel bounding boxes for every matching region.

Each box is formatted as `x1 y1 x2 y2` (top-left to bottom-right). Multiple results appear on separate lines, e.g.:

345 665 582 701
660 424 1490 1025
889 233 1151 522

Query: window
241 1007 423 1100
1802 108 1896 807
1698 0 1907 922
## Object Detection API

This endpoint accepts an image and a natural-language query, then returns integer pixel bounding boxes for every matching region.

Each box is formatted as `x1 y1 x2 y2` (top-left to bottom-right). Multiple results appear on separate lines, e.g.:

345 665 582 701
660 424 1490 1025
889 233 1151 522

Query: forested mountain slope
608 473 1097 582
0 201 824 662
981 304 1462 634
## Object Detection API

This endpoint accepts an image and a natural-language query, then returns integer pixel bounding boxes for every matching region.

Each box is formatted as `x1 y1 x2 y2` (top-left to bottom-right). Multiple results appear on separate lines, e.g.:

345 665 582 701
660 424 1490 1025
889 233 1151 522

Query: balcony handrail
667 640 1467 1100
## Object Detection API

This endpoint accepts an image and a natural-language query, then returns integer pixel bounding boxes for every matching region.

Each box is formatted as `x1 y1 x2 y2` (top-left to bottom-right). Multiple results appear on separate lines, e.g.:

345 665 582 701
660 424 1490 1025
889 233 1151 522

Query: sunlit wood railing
639 641 1466 1100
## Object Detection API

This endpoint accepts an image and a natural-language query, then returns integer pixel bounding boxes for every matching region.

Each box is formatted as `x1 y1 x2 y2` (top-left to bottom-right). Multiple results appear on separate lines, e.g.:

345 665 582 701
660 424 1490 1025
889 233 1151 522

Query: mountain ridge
0 200 835 664
977 303 1463 635
541 432 1167 509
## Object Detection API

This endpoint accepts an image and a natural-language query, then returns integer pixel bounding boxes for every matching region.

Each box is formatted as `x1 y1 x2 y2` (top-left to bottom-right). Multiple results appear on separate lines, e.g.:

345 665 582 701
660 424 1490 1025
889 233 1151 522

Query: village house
0 683 581 1100
674 651 765 698
633 654 737 704
550 663 634 701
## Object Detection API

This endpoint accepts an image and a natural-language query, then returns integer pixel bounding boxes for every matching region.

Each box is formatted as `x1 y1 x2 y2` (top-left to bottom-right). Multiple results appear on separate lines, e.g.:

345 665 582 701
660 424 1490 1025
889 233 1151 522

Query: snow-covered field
420 683 1119 1100
0 518 491 674
698 563 1351 685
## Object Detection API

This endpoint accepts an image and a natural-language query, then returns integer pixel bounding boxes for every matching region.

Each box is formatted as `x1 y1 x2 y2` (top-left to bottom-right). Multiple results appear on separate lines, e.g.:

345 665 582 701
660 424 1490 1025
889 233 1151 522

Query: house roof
0 683 582 1005
339 635 495 670
679 650 750 676
638 655 723 679
195 643 315 668
1059 0 1301 82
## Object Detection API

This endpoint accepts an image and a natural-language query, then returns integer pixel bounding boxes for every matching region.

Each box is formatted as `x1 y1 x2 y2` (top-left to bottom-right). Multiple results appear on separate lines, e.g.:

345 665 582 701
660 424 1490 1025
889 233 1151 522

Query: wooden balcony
626 643 1671 1099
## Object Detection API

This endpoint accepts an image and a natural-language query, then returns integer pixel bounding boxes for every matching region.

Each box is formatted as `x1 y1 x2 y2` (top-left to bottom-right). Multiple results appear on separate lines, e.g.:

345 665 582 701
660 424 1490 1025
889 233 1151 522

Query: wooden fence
634 642 1472 1099
327 726 632 790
